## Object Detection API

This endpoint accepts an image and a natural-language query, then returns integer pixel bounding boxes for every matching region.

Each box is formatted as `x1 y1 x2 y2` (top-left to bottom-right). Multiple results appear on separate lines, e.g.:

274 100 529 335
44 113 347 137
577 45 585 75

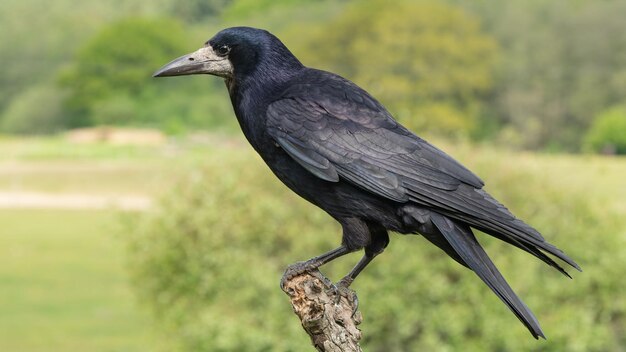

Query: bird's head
153 26 302 81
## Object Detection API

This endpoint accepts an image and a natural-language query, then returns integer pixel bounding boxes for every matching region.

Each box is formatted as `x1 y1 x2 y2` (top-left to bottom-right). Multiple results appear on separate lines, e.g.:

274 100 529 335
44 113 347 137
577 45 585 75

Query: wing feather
274 135 339 182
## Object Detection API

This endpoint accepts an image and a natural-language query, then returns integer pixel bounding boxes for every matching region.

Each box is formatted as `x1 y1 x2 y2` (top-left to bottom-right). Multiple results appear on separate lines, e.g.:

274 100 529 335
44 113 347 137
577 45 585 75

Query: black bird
154 27 580 339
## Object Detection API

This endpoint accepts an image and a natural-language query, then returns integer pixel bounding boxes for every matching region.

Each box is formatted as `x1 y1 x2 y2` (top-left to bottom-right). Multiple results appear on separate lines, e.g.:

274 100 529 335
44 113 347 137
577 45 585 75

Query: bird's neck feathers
230 41 304 101
227 45 303 148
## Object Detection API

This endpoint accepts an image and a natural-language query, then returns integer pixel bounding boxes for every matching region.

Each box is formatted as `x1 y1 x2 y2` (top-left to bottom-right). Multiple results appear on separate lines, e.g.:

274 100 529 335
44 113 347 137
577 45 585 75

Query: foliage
60 18 187 126
288 0 498 138
167 0 231 23
584 106 626 155
222 0 319 20
0 0 168 117
457 0 626 151
0 83 67 134
127 144 626 351
2 0 626 148
59 18 236 133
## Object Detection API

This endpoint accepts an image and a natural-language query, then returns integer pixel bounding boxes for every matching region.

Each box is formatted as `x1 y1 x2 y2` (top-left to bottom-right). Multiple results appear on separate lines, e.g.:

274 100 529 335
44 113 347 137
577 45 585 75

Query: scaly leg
336 252 377 288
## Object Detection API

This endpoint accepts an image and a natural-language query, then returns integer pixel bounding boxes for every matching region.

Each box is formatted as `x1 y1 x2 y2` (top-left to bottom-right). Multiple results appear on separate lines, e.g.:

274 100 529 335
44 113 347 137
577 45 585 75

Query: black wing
266 74 580 273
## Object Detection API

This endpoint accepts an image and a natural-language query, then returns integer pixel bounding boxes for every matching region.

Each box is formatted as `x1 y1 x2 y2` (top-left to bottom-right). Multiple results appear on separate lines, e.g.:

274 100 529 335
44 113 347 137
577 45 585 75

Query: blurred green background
0 0 624 351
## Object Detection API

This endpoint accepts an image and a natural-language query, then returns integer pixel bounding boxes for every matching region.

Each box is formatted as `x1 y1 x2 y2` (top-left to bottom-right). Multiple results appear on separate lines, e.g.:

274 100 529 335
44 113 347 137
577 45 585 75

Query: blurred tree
584 106 626 155
59 18 236 133
3 0 623 149
60 18 189 126
457 0 626 151
222 0 322 20
168 0 232 23
0 0 173 126
288 0 498 138
0 82 66 134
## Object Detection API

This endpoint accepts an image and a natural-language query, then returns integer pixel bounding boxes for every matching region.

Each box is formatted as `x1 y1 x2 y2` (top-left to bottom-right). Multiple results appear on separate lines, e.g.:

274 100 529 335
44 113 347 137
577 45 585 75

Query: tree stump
280 270 363 352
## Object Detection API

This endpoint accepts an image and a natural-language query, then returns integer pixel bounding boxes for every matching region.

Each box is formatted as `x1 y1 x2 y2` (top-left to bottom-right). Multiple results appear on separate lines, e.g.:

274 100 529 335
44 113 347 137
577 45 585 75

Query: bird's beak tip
152 53 198 78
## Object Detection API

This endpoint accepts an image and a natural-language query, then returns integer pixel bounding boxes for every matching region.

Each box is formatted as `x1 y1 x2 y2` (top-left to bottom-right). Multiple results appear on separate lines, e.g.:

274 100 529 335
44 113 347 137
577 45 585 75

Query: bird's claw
280 260 317 291
332 278 359 317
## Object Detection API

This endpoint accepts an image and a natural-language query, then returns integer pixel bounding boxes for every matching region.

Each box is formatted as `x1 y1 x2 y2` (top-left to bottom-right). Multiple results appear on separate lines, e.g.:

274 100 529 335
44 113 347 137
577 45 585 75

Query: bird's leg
280 245 353 290
325 253 378 314
336 253 377 288
337 227 388 289
334 243 385 313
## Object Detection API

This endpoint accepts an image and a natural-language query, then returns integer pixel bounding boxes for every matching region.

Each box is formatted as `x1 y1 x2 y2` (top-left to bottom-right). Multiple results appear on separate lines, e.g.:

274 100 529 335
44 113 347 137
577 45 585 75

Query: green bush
58 18 236 133
126 144 625 351
584 107 626 155
0 83 67 134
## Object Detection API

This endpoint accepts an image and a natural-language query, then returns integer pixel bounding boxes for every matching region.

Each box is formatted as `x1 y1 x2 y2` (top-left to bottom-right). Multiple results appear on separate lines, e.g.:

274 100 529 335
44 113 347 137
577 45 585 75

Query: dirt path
0 191 152 210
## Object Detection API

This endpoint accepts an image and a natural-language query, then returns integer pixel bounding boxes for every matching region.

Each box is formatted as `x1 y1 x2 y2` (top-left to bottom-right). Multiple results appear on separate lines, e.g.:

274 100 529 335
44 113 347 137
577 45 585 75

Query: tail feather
405 188 582 274
450 210 582 273
485 231 572 279
430 213 546 339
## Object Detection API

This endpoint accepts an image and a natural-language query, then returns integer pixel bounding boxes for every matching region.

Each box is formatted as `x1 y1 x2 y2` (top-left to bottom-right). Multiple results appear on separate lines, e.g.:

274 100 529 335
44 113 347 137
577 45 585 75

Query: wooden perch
281 269 363 352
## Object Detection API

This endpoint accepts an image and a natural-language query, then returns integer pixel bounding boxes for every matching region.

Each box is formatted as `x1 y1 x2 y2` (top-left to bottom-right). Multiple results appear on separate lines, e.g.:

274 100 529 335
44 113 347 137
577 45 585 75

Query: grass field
0 135 624 351
0 137 172 352
0 135 244 351
0 210 151 352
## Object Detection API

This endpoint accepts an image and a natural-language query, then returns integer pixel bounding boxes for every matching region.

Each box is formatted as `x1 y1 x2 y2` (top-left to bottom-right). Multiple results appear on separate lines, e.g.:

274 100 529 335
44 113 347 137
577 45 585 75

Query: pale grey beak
153 46 233 78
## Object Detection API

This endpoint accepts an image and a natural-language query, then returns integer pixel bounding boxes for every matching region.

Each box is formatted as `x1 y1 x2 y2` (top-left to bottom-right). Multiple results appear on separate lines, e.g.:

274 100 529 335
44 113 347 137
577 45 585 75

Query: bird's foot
337 276 354 289
332 278 359 317
280 260 320 291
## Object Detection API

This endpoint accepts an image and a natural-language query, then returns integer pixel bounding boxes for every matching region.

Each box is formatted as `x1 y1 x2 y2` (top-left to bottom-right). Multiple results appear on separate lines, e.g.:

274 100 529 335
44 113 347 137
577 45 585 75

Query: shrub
59 18 236 132
0 83 67 134
126 145 625 351
584 106 626 155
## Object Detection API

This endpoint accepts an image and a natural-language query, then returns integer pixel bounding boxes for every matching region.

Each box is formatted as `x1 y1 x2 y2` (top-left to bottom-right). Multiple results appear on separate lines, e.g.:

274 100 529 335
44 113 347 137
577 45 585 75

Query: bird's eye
216 45 230 56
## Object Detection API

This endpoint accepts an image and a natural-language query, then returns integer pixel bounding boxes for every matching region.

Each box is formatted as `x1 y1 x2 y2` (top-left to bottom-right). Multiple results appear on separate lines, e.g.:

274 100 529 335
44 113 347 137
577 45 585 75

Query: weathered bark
281 270 363 352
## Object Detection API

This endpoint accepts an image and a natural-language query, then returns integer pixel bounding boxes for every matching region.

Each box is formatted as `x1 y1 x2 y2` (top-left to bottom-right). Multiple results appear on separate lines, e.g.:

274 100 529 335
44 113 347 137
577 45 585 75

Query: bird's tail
429 213 546 339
